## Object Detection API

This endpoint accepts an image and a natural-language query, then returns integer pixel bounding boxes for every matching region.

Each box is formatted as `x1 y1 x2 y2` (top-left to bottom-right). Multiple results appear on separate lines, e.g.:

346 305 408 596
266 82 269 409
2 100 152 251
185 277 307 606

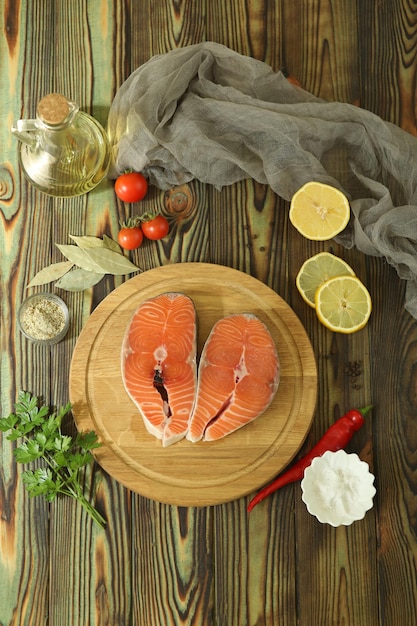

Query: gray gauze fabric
107 41 417 319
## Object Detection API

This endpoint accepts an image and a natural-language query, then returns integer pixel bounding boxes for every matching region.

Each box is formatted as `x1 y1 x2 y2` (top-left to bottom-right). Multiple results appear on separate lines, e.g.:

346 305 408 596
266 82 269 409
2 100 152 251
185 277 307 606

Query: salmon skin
187 313 279 442
121 292 197 447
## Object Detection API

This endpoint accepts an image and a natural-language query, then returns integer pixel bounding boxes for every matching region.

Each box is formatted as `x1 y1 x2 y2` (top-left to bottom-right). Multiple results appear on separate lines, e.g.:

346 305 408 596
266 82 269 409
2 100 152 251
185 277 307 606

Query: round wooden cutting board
69 263 317 506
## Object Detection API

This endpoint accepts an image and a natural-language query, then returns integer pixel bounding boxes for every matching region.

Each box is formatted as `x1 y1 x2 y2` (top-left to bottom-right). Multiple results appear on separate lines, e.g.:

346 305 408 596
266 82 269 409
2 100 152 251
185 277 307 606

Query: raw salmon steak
187 313 279 442
121 292 197 447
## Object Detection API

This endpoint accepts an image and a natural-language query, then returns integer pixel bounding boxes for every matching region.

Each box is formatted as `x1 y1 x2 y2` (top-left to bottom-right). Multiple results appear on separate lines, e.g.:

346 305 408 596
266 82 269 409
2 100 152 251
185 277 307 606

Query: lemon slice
289 181 350 240
315 275 372 333
296 252 356 308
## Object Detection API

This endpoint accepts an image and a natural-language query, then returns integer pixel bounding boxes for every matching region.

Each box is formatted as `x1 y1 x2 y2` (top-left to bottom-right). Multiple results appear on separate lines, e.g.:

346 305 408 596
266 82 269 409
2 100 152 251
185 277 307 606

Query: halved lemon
315 275 372 333
296 252 356 308
289 181 350 240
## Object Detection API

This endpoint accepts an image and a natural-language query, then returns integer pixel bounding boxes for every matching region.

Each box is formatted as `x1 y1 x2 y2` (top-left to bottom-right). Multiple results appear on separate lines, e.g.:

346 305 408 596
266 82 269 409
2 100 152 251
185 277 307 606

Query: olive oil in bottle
12 93 111 197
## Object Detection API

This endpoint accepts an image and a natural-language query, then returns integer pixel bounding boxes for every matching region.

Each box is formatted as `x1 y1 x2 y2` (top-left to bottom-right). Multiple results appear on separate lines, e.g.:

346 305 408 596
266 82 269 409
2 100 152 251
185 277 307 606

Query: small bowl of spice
18 293 70 345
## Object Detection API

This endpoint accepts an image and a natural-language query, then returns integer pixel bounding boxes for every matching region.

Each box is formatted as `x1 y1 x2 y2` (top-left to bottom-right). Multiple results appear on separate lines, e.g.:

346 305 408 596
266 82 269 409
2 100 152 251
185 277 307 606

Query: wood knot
0 164 15 202
164 184 195 221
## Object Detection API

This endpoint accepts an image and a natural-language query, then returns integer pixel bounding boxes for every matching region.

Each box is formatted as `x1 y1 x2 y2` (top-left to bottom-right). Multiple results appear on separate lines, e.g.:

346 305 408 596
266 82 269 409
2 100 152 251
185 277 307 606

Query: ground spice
345 360 363 389
20 297 66 341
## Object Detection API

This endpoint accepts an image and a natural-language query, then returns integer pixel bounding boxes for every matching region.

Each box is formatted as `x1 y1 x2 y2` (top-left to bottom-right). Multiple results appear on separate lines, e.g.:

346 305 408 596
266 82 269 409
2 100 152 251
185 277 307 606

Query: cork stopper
37 94 70 126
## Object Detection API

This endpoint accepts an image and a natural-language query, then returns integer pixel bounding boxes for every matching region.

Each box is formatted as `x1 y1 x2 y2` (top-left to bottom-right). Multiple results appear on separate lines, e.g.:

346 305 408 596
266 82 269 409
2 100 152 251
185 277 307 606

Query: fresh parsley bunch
0 391 106 528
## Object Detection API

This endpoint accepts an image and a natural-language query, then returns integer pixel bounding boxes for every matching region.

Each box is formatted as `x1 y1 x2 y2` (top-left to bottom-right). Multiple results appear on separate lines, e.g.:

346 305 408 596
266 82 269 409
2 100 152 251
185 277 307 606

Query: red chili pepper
247 406 371 512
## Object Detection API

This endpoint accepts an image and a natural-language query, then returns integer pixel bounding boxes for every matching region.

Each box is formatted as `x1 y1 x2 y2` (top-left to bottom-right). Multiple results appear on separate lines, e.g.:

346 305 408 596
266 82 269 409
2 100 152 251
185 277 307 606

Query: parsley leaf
2 391 106 528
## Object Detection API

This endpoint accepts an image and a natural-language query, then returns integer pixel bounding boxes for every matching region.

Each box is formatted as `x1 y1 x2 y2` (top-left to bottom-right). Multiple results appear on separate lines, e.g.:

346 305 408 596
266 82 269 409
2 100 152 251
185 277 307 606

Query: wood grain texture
132 501 213 625
2 0 417 624
359 0 417 134
281 0 361 103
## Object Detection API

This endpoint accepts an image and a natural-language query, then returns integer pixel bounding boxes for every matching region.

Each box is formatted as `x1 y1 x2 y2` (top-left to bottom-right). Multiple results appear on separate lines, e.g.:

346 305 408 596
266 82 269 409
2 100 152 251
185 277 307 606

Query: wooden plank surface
1 1 417 625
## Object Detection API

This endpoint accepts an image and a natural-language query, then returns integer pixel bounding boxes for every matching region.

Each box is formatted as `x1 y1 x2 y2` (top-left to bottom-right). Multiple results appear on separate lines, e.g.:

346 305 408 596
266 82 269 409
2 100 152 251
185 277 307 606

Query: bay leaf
55 268 105 291
84 247 141 275
56 244 105 273
69 235 105 249
26 261 74 288
103 234 122 255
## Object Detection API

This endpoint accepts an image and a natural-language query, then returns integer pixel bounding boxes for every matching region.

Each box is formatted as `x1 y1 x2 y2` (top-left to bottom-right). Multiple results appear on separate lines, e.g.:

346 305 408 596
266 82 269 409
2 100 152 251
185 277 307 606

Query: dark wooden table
2 1 417 624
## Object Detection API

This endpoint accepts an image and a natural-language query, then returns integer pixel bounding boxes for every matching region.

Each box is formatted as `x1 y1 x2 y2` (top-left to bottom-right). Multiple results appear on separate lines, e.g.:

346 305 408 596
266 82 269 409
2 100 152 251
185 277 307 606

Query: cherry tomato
114 172 148 203
117 226 144 250
141 215 169 240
